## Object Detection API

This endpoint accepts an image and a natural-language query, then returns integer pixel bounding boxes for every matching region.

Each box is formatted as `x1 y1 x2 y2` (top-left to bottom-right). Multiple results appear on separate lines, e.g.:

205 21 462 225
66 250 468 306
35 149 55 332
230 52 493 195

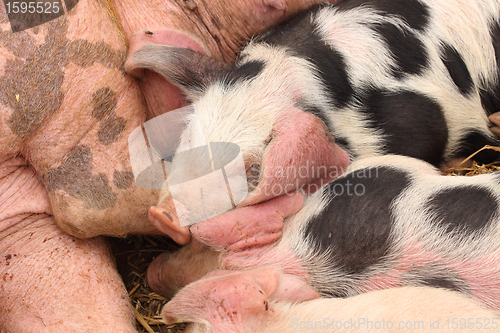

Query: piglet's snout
242 107 350 206
147 252 176 298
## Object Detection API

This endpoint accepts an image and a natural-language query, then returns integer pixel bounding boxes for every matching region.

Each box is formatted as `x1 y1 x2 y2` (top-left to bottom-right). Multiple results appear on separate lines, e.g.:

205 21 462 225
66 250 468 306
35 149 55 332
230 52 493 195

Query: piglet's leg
146 244 222 299
189 191 304 252
149 191 303 250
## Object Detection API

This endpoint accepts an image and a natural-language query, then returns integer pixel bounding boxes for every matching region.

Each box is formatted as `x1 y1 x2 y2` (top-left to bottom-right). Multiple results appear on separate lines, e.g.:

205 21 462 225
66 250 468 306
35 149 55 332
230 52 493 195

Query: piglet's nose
147 252 176 298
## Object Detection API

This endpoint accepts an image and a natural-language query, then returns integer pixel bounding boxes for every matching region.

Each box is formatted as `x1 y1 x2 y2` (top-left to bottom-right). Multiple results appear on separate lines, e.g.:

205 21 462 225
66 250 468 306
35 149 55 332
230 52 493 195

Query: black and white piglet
127 0 500 215
153 154 500 315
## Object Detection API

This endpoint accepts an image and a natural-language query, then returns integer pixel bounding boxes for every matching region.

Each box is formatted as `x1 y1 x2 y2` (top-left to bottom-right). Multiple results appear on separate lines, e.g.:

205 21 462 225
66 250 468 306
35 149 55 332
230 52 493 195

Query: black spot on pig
420 276 467 292
401 264 470 294
337 0 430 31
2 20 67 139
454 130 500 163
427 186 498 235
480 89 500 117
359 89 447 166
98 117 126 145
1 17 126 140
333 137 351 154
113 170 134 189
295 99 332 131
44 146 117 209
91 87 126 145
440 43 474 96
224 60 266 86
371 22 428 78
258 7 354 108
480 21 500 116
305 167 411 277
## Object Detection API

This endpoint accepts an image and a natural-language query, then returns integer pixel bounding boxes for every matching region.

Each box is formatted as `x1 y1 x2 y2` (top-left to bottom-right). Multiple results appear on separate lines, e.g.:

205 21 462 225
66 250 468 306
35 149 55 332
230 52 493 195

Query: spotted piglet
126 0 500 235
152 154 500 330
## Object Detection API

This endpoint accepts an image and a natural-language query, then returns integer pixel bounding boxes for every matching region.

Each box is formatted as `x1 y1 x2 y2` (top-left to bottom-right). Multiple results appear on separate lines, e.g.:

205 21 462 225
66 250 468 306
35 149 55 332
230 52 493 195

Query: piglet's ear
149 206 191 245
125 44 230 97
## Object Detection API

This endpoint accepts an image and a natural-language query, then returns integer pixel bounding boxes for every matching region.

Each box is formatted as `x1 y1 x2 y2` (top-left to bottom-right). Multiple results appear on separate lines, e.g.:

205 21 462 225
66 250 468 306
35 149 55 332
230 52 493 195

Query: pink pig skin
0 158 135 332
163 269 499 333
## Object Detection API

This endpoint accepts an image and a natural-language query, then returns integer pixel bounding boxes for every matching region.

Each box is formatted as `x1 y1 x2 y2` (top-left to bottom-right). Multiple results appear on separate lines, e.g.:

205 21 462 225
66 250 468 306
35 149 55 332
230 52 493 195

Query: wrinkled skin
0 159 136 332
0 0 338 331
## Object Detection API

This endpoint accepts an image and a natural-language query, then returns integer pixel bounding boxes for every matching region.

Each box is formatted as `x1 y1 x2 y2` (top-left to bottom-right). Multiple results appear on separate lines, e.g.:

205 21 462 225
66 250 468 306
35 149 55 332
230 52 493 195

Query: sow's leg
0 158 136 332
0 0 146 329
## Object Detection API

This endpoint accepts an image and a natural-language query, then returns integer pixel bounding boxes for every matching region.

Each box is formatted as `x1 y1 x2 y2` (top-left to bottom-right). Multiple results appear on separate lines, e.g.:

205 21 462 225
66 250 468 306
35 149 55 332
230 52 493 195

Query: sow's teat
128 105 248 227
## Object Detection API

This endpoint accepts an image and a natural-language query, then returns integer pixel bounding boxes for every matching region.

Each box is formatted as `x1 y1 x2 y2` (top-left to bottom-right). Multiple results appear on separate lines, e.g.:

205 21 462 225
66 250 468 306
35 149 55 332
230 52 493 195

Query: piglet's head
125 44 349 241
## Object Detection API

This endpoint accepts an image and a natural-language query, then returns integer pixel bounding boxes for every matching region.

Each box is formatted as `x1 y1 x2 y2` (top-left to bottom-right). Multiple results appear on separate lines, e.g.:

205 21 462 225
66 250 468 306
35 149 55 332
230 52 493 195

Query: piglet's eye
247 163 262 192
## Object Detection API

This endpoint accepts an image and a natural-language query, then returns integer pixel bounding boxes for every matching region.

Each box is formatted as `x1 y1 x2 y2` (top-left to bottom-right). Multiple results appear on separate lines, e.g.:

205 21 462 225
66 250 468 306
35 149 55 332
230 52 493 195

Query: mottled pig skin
152 154 500 325
163 269 499 333
0 1 145 330
0 0 339 331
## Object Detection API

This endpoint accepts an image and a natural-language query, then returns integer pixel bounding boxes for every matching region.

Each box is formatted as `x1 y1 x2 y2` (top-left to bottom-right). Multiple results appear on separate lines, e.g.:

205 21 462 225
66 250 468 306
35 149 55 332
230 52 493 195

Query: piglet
125 0 500 236
150 154 500 313
163 268 499 333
